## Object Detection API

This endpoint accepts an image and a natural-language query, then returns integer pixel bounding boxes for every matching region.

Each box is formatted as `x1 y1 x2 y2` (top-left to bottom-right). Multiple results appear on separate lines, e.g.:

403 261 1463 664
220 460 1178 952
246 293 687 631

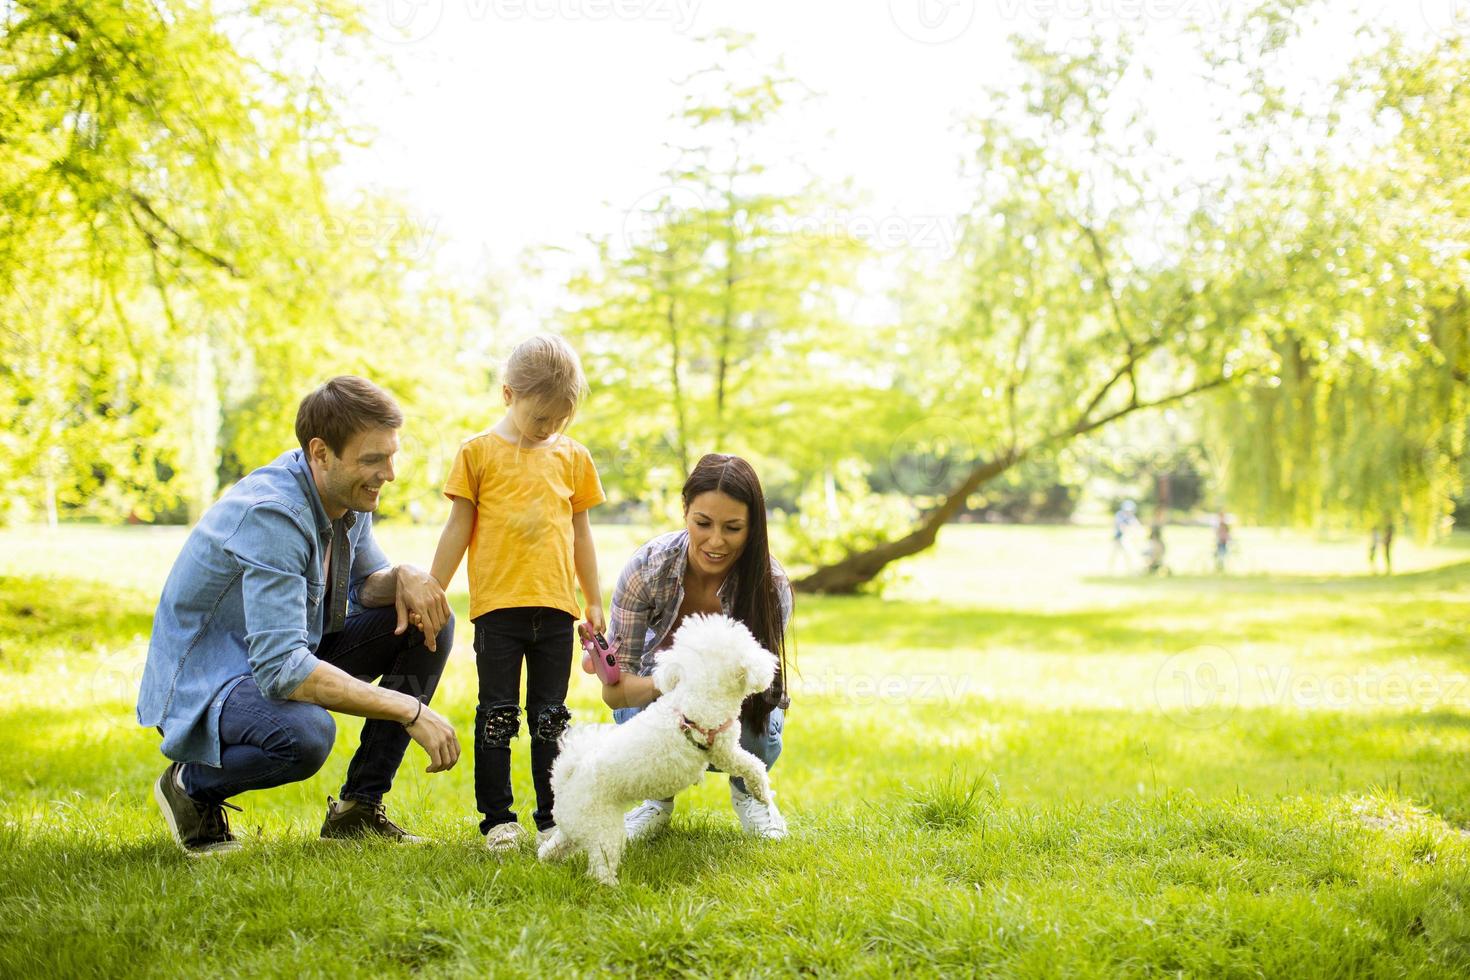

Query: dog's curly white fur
537 613 777 885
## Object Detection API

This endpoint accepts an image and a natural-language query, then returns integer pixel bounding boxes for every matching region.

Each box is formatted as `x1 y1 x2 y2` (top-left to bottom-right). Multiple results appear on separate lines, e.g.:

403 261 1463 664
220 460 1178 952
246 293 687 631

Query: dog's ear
743 644 777 694
652 653 684 694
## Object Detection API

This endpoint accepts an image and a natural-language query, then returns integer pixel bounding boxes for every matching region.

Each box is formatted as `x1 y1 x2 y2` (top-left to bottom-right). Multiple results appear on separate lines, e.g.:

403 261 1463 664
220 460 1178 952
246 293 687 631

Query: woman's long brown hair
682 454 790 730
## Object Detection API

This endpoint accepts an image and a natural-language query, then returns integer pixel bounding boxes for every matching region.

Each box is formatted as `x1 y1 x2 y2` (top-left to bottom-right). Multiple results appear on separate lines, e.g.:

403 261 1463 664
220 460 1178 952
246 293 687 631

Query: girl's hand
584 604 606 638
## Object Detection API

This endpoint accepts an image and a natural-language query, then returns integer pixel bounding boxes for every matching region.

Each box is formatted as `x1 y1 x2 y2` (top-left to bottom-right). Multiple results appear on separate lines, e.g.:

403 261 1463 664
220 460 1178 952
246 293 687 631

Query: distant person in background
1213 508 1232 573
1109 499 1139 573
1369 518 1395 575
1144 513 1170 576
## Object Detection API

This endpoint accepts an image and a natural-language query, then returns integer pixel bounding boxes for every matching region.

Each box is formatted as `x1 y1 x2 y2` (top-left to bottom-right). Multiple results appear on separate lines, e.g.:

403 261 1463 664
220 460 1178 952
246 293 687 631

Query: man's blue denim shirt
137 449 391 766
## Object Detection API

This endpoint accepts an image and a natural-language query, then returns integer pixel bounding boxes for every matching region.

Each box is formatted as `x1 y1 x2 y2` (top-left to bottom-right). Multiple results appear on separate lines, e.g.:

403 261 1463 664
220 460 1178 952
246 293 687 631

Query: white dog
537 613 777 885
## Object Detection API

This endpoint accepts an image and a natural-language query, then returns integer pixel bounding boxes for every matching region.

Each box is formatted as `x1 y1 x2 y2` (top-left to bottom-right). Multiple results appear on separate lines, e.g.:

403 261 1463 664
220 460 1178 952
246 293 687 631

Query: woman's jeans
473 606 575 833
613 702 784 798
180 606 454 806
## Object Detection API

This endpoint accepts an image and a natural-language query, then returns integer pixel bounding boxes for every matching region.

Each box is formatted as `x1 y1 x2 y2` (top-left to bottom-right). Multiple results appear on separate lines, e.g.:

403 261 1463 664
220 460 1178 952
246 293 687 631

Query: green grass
2 522 1469 976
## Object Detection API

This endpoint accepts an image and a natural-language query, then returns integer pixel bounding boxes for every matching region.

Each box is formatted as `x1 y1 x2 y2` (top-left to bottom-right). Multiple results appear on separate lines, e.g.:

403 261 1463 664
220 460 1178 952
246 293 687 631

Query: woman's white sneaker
730 785 787 840
624 799 674 841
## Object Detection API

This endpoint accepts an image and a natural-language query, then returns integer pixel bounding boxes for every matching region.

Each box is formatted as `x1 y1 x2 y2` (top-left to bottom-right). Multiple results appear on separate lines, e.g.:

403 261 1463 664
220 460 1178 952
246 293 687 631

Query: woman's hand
601 672 659 710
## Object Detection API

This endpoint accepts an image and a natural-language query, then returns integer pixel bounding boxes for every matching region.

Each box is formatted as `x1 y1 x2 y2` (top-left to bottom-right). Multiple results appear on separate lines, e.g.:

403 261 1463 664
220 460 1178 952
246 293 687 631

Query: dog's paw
537 829 573 863
747 776 771 805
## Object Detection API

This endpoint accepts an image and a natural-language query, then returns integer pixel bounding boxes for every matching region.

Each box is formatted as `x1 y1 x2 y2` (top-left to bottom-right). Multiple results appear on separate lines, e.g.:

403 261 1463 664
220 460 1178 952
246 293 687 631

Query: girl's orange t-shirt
443 430 604 621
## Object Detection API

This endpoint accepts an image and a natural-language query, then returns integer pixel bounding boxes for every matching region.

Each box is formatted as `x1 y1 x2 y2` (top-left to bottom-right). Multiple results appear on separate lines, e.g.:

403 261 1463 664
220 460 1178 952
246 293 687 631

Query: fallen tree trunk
792 452 1024 594
793 370 1237 594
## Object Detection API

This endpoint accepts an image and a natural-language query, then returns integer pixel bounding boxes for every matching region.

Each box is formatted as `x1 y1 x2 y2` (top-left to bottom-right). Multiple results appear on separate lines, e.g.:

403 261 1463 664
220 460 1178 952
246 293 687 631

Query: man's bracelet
404 699 424 730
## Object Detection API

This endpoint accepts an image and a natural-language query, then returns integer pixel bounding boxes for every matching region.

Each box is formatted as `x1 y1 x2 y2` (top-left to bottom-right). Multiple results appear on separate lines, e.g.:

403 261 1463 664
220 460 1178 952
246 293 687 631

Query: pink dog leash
578 624 621 685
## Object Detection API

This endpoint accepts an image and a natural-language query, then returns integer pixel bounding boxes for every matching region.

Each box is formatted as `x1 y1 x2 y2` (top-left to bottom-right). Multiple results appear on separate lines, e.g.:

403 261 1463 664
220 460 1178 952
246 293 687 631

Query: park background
3 0 1470 974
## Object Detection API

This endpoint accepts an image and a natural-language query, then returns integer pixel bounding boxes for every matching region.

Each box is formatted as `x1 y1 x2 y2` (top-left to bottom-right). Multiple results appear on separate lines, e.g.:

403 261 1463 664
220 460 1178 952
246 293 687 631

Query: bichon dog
537 613 777 885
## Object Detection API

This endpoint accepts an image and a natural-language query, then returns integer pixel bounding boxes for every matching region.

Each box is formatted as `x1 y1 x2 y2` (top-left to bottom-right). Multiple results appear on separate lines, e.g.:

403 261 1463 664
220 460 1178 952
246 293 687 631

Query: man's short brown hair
295 376 404 456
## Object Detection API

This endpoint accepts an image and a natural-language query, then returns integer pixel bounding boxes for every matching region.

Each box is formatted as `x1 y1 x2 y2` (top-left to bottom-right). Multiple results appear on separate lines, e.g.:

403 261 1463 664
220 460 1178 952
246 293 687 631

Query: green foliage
554 8 1469 591
908 767 996 831
812 9 1466 583
966 454 1083 522
913 26 1280 465
562 33 877 504
0 1 478 524
1205 35 1470 538
4 0 1467 572
771 460 914 586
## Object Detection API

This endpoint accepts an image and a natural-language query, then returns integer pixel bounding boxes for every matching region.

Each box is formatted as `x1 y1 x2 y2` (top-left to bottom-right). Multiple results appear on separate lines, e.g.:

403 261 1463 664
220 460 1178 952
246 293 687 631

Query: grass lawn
2 520 1469 976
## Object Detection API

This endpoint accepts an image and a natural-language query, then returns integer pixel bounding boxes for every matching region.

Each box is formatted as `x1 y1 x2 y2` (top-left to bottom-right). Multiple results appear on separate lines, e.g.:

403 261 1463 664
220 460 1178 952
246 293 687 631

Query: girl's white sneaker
484 820 528 852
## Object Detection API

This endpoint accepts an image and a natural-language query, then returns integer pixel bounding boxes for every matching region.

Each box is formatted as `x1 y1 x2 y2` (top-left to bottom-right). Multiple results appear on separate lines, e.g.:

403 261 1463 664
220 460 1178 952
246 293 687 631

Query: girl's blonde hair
503 334 588 417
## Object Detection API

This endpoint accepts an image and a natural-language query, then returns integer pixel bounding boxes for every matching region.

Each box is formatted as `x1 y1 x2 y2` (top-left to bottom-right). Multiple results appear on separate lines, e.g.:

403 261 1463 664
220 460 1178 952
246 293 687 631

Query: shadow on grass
797 592 1465 664
1079 558 1470 596
0 575 155 670
794 557 1470 661
10 556 1466 679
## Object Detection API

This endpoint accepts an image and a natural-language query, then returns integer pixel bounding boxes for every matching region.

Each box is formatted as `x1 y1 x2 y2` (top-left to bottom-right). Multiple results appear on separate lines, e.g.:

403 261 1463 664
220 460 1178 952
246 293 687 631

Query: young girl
431 334 605 851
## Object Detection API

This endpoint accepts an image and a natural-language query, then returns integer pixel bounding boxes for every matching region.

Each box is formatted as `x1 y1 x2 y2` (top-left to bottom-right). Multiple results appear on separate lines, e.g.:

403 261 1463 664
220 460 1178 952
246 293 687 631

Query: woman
594 453 793 840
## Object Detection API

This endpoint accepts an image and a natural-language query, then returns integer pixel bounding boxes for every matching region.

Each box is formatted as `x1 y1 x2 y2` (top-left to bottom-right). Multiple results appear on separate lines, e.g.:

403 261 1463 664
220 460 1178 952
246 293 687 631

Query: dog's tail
549 723 599 794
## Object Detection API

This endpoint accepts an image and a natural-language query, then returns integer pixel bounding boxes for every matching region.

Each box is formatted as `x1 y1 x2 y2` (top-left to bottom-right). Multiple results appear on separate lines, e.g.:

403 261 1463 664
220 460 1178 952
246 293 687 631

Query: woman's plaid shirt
608 529 793 707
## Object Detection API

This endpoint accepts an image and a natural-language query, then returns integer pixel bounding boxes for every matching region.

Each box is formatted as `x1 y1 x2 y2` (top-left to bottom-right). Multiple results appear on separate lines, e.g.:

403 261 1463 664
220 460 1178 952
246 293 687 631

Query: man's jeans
472 607 575 834
613 702 784 797
179 606 453 806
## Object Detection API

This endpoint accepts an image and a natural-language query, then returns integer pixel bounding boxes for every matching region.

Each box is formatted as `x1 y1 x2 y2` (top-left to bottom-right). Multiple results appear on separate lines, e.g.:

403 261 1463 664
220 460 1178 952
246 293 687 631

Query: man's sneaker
152 762 243 857
320 796 426 843
731 784 787 840
536 827 557 848
484 820 528 853
624 799 674 842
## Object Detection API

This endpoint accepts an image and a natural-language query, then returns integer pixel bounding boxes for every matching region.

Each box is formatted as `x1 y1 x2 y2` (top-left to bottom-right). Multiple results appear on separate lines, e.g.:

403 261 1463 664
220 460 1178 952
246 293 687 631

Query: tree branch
1080 222 1135 348
1047 369 1242 447
1073 334 1162 431
127 191 243 278
1005 313 1036 454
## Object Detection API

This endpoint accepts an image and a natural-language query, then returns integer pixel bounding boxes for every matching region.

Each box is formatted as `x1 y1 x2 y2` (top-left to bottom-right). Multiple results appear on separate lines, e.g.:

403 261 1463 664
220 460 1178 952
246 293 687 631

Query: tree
793 17 1297 593
562 32 870 510
1204 34 1470 539
0 0 473 523
796 2 1470 592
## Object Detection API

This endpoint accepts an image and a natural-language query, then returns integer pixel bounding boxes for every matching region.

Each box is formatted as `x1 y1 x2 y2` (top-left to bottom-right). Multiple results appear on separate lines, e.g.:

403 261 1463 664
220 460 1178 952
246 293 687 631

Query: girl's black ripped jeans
472 606 574 833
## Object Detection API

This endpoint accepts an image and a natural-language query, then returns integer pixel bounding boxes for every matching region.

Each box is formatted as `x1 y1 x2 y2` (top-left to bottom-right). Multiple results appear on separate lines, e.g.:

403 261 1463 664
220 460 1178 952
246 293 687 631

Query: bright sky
332 0 1457 312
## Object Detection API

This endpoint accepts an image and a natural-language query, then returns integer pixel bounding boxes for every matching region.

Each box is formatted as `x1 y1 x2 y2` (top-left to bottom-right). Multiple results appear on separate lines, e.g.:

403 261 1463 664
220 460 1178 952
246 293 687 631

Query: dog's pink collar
677 712 734 751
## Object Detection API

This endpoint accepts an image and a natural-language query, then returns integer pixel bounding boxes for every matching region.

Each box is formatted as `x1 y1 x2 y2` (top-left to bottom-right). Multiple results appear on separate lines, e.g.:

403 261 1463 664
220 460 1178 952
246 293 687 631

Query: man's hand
584 602 606 638
394 564 451 652
404 700 460 772
290 664 459 775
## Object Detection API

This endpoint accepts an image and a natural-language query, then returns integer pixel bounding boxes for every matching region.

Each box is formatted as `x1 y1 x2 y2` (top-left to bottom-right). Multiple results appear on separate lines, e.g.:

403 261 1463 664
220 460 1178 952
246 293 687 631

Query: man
137 376 460 855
